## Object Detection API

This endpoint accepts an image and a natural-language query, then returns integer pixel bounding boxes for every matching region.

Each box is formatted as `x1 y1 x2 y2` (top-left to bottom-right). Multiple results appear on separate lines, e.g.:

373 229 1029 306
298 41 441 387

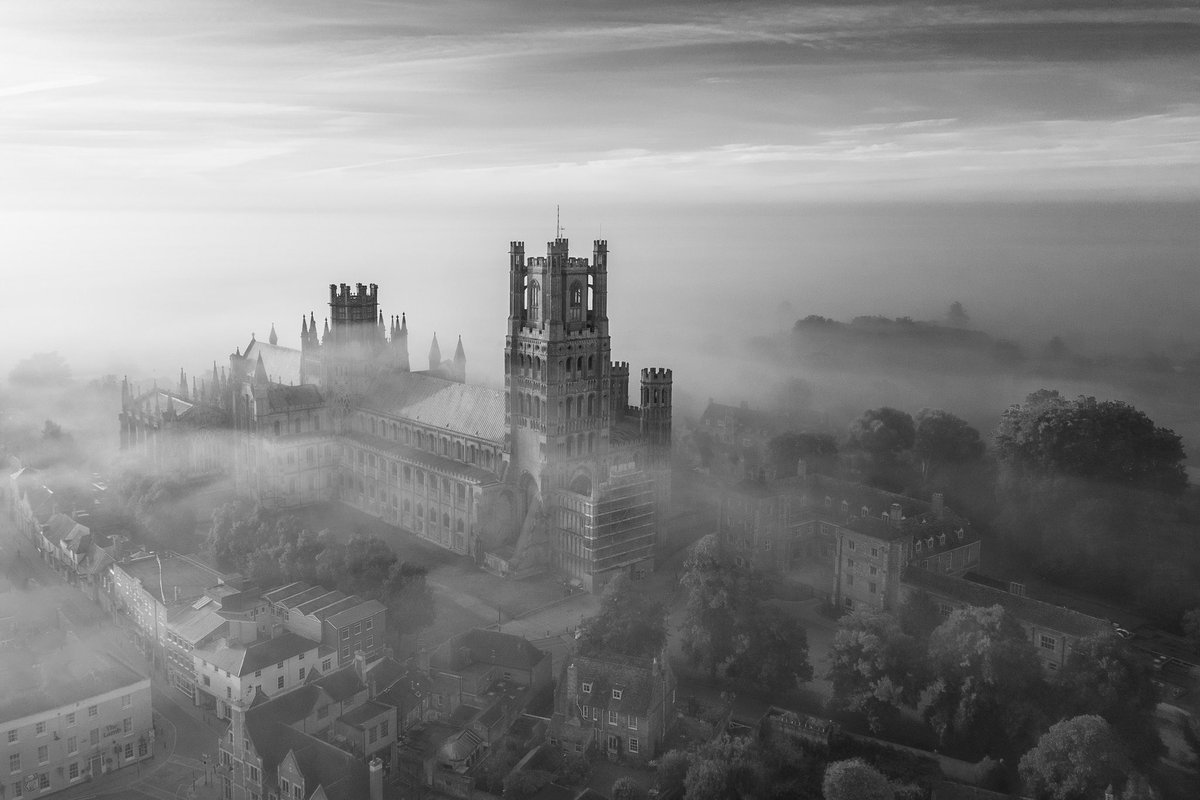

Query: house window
90 729 99 746
847 540 856 551
69 762 79 780
871 547 879 557
846 558 854 570
581 682 592 693
322 659 331 672
88 705 98 717
609 710 618 725
869 582 877 594
612 689 622 700
869 565 878 576
629 737 639 754
278 676 285 689
67 736 77 754
365 636 374 649
66 713 75 726
380 720 389 738
352 622 362 635
9 753 19 772
37 746 47 765
364 618 373 630
341 629 351 640
12 780 21 798
249 765 259 782
1040 634 1057 651
124 718 132 733
5 731 13 743
628 715 638 730
368 727 378 745
35 722 45 736
299 668 306 681
38 774 49 790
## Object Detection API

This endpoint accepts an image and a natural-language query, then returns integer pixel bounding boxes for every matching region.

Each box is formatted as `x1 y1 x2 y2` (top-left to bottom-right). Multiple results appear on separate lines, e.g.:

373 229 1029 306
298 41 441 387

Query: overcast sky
2 0 1198 386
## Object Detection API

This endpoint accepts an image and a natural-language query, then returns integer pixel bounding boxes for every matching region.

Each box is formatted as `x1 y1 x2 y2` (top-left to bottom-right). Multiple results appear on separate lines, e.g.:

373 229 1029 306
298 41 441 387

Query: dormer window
581 681 592 693
612 689 623 700
915 540 923 553
861 505 869 517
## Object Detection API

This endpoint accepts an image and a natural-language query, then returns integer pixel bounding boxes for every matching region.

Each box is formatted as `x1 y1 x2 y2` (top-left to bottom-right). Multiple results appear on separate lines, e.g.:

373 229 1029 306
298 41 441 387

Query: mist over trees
576 572 667 659
206 501 435 642
679 534 812 695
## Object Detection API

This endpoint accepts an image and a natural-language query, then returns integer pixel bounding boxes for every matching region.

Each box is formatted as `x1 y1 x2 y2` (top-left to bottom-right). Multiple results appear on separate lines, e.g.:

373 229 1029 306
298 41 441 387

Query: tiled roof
561 653 665 717
244 340 304 386
338 699 391 728
195 631 318 677
167 605 227 645
311 667 365 703
902 569 1108 638
46 512 86 543
0 641 147 722
360 372 505 443
438 629 549 672
267 383 323 411
325 599 385 628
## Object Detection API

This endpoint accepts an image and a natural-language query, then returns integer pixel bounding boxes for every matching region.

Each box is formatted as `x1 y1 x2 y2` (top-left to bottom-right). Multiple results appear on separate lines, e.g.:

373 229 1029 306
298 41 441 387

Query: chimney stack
369 757 384 800
889 503 902 527
932 492 945 520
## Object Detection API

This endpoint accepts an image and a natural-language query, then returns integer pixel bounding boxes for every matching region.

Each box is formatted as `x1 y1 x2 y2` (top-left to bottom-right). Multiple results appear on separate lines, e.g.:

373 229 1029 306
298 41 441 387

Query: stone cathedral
119 237 673 591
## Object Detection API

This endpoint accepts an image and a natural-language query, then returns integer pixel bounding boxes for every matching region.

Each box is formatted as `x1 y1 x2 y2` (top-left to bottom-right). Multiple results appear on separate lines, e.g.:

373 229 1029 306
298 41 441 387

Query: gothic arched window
527 280 540 321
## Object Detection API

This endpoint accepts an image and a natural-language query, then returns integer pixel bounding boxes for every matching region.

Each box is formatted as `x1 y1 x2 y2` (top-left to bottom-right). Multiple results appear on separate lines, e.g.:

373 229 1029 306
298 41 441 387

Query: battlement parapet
329 282 379 303
641 367 673 382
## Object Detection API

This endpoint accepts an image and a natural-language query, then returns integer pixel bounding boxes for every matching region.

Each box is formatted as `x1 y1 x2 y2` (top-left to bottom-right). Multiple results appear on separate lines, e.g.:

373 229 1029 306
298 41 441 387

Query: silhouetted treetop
995 391 1187 493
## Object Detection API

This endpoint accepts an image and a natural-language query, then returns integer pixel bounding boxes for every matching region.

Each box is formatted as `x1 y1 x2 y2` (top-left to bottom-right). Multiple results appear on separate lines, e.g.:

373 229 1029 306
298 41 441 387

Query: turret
179 368 188 400
300 315 309 351
639 367 673 449
610 361 630 419
268 323 278 346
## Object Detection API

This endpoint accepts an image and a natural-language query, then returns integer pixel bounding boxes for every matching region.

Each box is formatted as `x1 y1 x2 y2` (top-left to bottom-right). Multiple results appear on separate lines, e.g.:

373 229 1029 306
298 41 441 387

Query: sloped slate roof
196 631 317 677
458 628 548 672
902 568 1107 638
167 605 227 645
360 372 505 443
266 384 323 411
562 653 662 717
244 340 304 386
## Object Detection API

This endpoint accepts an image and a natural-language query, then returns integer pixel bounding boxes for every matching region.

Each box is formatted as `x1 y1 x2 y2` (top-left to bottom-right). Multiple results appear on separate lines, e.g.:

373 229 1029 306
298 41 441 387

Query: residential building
194 631 324 719
550 652 675 762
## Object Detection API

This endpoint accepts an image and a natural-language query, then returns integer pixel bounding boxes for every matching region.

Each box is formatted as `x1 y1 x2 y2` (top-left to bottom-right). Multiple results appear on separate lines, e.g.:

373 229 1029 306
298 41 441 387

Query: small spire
429 332 441 371
254 353 269 385
400 313 407 334
302 315 309 336
454 335 466 362
268 323 278 346
309 311 317 345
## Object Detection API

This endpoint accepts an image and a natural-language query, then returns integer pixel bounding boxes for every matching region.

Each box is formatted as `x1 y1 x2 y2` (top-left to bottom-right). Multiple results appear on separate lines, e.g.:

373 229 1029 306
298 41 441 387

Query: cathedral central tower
505 238 612 495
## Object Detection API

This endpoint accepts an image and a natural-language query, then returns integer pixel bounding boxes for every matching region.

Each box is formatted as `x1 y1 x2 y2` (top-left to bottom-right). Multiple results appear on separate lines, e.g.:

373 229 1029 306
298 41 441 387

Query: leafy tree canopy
1053 633 1164 767
913 408 984 479
577 572 666 659
995 391 1186 493
920 605 1048 759
679 535 811 694
847 407 916 458
822 758 894 800
1018 715 1131 800
827 610 922 732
